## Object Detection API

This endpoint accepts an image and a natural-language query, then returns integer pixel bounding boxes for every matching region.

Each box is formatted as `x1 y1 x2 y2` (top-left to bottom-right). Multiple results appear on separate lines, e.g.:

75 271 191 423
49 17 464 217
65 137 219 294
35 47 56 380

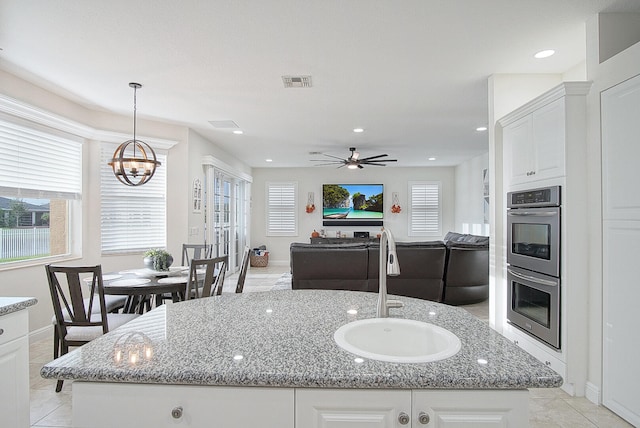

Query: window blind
266 182 297 236
0 118 82 199
100 144 167 253
409 182 441 236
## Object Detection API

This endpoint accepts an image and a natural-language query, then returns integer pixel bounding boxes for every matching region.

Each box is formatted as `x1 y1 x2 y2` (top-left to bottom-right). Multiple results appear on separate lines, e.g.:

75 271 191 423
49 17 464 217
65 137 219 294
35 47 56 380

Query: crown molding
0 93 178 150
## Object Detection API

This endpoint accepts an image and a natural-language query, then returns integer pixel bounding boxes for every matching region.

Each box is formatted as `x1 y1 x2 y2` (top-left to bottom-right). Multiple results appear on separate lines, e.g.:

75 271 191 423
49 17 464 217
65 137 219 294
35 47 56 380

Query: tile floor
29 265 632 427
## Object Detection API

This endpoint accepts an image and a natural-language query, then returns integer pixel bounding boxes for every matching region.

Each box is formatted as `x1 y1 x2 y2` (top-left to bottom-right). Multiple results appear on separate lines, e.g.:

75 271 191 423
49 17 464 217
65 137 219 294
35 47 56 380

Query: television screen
322 184 384 226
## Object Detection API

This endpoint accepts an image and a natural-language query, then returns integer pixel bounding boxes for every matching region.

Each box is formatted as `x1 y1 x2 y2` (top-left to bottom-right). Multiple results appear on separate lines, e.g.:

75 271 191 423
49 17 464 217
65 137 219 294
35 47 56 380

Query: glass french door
208 169 249 272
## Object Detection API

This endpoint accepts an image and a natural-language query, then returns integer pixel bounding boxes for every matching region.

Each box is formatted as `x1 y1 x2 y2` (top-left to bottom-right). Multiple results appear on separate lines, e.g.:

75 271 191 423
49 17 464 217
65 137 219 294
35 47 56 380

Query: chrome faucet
377 228 403 317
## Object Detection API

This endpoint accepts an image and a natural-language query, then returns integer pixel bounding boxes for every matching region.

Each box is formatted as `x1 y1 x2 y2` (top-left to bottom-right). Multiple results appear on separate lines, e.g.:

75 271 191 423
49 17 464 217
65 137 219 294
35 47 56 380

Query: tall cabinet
499 82 591 396
601 73 640 426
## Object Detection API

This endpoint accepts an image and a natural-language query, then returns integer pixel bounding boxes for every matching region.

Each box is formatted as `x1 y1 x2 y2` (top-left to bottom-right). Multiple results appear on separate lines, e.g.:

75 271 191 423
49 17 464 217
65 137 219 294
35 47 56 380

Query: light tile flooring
29 265 632 427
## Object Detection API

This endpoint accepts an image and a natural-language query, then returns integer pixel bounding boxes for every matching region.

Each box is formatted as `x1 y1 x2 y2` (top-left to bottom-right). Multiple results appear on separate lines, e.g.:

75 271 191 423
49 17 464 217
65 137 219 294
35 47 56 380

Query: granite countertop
0 297 38 316
41 290 562 389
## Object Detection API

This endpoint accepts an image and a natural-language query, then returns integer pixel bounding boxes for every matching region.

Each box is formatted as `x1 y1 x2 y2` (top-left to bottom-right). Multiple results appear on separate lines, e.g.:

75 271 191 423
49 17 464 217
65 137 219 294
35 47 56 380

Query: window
0 117 82 265
408 181 441 236
100 143 167 254
266 182 297 236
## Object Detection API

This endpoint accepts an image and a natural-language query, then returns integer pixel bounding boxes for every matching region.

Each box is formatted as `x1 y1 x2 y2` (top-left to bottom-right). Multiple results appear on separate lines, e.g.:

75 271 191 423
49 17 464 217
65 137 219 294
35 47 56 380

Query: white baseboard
29 324 52 345
585 382 600 405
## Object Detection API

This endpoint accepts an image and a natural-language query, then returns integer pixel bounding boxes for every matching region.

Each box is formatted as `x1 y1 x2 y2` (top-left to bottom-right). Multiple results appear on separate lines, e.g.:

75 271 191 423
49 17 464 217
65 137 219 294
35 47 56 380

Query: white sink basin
334 318 461 363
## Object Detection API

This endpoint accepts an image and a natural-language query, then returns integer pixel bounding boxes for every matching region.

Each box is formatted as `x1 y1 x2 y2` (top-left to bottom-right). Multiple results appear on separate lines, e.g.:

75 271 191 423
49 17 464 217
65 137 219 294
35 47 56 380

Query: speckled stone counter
41 290 562 389
0 297 37 316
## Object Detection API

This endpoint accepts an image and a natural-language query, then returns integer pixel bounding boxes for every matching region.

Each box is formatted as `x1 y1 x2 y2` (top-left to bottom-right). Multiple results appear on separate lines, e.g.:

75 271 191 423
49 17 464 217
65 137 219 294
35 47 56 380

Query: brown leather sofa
290 232 488 305
442 232 489 305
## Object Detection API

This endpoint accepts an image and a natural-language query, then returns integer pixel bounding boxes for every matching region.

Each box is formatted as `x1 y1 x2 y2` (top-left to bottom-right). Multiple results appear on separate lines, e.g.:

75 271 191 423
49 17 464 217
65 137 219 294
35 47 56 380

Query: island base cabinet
295 389 529 428
295 389 411 427
73 383 294 428
413 390 529 427
0 310 30 428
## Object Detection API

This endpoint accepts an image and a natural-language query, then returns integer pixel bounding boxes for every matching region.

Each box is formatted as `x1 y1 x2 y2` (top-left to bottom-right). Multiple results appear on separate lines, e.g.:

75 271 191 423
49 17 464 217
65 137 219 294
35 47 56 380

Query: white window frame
0 113 83 267
100 143 167 254
266 181 298 237
408 181 441 237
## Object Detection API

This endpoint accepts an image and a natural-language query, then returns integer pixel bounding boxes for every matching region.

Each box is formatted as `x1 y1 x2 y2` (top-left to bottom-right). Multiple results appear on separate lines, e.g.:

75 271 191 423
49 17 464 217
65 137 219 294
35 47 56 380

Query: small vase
143 255 173 271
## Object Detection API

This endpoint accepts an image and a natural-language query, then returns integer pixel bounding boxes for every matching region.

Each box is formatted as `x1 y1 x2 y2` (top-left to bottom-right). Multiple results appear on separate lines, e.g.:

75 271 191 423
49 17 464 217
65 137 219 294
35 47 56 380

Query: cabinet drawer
0 310 28 346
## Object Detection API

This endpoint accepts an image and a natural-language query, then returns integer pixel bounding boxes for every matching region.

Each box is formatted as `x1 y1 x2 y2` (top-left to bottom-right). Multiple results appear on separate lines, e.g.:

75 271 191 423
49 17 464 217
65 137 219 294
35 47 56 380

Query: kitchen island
41 290 561 427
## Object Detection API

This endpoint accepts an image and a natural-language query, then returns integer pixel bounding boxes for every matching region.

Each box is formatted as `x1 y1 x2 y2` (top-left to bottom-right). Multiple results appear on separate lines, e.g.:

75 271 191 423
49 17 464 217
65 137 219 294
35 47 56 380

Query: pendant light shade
108 82 161 186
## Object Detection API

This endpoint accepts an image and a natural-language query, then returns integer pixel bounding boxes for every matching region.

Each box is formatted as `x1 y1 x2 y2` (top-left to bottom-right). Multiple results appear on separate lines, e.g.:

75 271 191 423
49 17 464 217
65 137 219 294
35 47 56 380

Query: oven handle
507 211 558 217
508 268 558 287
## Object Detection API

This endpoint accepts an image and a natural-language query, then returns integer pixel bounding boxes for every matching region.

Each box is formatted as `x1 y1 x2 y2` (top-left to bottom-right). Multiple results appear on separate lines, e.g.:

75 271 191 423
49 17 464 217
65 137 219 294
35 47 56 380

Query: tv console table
310 237 379 244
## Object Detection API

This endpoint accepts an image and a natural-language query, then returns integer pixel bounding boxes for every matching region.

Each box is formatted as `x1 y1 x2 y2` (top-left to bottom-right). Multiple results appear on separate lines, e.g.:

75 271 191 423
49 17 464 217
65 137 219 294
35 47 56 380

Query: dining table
96 267 192 314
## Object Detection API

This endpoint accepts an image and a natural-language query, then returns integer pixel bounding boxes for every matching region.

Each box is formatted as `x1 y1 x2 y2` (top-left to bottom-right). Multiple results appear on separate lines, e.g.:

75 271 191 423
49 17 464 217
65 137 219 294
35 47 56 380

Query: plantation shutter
0 118 82 199
266 182 297 236
409 182 441 236
100 143 167 253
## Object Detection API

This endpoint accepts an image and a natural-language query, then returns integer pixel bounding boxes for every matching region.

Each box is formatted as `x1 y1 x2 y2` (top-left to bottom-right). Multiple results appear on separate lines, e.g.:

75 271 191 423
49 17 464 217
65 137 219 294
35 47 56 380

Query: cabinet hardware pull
398 412 410 425
419 411 430 424
171 406 183 419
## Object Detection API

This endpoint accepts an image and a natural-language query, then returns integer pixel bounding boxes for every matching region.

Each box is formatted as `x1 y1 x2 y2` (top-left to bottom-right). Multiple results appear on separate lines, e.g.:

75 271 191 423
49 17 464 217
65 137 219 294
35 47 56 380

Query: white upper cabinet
500 82 589 188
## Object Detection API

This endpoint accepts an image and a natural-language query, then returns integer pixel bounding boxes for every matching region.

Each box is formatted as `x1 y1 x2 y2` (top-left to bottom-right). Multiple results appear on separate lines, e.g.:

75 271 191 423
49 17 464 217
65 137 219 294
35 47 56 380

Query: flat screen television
322 184 384 226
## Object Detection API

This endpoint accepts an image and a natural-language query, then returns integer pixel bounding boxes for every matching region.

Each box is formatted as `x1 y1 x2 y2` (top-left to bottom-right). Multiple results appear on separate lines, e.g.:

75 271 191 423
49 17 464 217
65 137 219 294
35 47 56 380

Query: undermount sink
334 318 461 363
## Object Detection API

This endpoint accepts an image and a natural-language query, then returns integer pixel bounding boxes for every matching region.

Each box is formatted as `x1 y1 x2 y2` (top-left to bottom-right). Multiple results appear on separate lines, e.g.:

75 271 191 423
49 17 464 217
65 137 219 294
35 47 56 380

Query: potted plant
143 248 173 271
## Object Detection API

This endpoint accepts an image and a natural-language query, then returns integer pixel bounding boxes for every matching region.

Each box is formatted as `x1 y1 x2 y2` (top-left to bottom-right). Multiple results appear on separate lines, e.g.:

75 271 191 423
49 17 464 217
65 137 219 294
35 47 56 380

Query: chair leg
55 379 64 393
53 327 60 359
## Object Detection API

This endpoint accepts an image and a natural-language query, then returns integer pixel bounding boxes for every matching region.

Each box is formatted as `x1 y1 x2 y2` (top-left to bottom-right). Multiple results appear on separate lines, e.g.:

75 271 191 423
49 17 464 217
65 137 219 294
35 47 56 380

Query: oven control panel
508 185 560 208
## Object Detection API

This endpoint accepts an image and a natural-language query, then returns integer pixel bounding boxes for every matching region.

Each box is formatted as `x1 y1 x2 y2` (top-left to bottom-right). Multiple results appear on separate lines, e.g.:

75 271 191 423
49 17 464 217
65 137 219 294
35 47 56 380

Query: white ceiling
1 0 638 168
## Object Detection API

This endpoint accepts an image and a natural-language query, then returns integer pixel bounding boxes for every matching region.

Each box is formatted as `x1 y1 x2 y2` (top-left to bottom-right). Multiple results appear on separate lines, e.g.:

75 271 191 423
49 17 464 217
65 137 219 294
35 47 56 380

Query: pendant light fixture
108 82 160 186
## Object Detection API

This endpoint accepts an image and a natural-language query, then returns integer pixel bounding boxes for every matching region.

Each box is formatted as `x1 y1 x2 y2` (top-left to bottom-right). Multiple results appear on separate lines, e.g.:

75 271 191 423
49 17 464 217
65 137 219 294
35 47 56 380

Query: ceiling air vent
282 75 312 88
208 120 239 129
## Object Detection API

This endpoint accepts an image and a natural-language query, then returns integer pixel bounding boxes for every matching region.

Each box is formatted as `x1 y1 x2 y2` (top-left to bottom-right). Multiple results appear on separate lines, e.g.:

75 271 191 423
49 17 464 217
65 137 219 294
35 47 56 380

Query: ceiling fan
310 147 397 169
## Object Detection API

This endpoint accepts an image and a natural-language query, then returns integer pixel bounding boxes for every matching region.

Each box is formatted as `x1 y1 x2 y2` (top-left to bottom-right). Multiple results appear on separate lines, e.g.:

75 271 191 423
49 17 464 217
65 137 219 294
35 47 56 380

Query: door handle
508 268 557 287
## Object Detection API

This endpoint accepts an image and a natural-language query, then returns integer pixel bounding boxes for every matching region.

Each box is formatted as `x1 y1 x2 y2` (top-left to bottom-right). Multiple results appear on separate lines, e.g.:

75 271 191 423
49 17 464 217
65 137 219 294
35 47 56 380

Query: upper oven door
507 206 560 277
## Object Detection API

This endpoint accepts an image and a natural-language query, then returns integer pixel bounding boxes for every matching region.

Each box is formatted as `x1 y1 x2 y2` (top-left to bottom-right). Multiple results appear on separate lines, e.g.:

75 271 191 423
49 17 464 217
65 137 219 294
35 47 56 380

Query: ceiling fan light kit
311 147 397 169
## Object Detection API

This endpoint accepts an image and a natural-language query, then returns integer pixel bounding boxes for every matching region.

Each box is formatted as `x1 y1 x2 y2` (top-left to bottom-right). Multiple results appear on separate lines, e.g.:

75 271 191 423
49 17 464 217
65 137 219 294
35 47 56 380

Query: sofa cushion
368 241 447 302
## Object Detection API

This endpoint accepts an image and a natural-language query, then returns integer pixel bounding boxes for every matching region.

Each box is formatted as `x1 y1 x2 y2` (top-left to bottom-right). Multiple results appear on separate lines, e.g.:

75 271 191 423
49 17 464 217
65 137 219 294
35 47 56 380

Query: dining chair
45 264 139 392
181 243 213 266
235 246 251 293
185 256 228 299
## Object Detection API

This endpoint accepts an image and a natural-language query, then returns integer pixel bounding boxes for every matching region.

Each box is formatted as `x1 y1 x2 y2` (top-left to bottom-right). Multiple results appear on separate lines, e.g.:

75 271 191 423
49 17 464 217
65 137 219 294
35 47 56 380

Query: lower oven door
507 266 560 349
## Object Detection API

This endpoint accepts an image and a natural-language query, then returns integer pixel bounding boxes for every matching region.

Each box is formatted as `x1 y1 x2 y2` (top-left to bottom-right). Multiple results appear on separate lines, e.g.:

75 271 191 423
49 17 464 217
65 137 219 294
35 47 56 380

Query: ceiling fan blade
363 159 397 163
359 154 388 161
358 164 364 169
361 163 387 166
310 159 343 163
322 154 347 161
312 162 345 166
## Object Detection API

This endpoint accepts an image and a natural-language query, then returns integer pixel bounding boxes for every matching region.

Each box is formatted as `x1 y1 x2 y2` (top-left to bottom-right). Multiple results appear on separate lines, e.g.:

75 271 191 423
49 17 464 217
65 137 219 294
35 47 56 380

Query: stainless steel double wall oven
506 186 561 349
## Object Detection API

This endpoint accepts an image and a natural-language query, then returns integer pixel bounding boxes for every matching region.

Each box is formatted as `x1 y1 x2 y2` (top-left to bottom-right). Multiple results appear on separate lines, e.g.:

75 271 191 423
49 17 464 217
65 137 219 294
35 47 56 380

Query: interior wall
454 153 489 236
250 166 456 265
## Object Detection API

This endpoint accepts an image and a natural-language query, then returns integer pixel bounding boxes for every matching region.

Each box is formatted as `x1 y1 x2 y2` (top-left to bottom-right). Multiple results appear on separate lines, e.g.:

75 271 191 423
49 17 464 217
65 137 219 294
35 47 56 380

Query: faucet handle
387 299 404 309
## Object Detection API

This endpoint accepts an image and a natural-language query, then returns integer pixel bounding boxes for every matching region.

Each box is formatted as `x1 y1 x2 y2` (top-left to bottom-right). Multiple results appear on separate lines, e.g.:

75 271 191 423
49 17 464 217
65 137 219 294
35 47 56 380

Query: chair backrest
235 246 251 293
181 243 213 266
46 264 109 336
186 256 228 299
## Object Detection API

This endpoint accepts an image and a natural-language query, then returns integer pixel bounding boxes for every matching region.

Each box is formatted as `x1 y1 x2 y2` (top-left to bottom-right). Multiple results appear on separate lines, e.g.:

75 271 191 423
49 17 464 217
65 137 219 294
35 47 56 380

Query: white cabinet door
73 383 294 428
503 97 566 187
412 390 529 427
0 311 30 428
601 73 640 428
295 389 411 428
532 98 565 181
503 114 534 186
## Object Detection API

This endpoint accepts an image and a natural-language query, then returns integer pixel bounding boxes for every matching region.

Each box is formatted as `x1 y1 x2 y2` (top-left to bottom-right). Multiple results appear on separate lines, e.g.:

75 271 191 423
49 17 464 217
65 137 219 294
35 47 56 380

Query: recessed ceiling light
353 128 364 133
265 159 273 162
476 126 487 132
233 130 243 135
428 157 436 161
534 49 555 59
